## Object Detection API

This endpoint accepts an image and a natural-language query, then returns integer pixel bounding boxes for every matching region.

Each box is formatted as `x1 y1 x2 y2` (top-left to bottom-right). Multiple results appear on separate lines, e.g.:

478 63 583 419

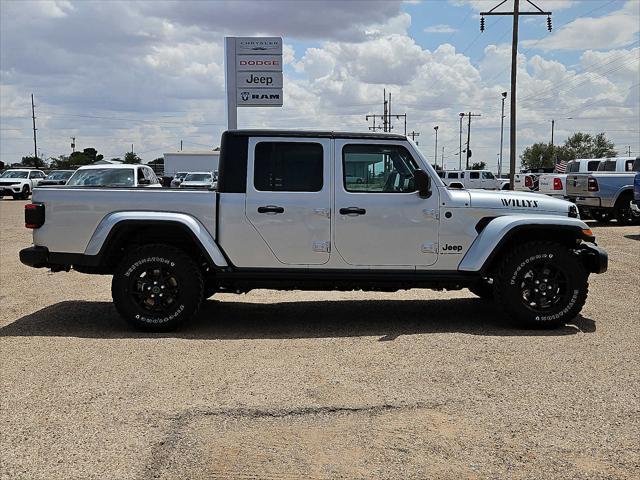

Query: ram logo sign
236 89 282 106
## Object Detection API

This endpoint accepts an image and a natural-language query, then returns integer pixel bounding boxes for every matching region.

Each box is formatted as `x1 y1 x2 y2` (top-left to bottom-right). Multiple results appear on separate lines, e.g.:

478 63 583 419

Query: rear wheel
614 194 637 225
494 241 588 329
111 244 204 331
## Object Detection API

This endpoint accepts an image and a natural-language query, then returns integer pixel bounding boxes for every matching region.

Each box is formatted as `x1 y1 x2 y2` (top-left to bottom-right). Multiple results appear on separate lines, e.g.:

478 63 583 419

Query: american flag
554 159 567 173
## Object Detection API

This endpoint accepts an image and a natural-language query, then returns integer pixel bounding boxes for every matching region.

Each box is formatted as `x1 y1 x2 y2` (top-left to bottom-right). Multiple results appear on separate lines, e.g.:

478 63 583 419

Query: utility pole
131 144 134 155
433 126 439 168
180 140 183 152
366 90 407 134
481 0 552 188
551 119 555 146
464 112 481 169
459 113 464 170
70 137 76 153
442 146 445 170
408 131 420 145
627 146 632 156
31 94 37 159
499 92 507 177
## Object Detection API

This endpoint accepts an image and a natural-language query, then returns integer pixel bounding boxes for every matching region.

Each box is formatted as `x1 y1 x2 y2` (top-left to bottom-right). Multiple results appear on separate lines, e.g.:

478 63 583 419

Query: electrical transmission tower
480 0 552 188
408 131 420 145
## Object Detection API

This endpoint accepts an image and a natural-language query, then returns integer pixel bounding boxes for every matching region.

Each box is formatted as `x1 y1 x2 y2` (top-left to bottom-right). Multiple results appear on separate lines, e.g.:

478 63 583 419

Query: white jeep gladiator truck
20 130 607 331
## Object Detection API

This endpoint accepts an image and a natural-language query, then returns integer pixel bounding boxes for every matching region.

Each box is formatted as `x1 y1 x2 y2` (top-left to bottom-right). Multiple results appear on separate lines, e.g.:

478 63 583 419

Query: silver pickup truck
566 157 640 224
20 130 607 331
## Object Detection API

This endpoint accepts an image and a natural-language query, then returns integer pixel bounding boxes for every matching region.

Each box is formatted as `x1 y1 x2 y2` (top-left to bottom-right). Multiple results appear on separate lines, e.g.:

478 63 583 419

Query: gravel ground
1 198 639 479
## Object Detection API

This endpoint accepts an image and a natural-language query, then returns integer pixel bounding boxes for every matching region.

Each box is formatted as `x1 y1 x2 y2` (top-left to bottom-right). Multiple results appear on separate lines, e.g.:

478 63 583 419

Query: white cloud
424 24 457 34
522 1 640 51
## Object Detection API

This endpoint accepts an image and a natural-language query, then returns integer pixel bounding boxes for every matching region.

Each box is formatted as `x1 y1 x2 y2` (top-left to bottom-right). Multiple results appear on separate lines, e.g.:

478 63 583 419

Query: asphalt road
1 198 639 479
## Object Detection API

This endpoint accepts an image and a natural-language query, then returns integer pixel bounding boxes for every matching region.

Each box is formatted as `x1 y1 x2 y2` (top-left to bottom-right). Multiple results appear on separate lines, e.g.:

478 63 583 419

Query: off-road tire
19 186 30 200
112 244 204 331
494 241 588 329
468 281 494 300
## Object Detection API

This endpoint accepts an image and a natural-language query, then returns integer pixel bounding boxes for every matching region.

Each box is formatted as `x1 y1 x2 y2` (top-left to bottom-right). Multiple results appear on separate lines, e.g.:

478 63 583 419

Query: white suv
0 169 46 199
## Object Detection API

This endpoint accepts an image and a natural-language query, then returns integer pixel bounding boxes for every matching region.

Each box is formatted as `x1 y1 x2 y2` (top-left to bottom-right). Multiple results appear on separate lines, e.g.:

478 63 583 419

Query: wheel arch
85 212 228 271
613 187 633 206
459 215 594 275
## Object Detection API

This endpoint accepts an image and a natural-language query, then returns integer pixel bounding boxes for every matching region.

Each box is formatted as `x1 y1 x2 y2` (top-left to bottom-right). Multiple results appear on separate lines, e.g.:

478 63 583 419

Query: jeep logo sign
237 72 283 89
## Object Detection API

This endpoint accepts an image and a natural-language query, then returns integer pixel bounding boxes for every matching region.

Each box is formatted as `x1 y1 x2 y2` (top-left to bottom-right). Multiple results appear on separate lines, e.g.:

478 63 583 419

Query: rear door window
254 142 323 192
587 161 600 171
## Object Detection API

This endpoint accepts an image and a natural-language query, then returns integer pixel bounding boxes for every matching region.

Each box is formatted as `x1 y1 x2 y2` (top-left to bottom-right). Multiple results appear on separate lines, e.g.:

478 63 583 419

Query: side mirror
138 178 150 185
414 169 431 198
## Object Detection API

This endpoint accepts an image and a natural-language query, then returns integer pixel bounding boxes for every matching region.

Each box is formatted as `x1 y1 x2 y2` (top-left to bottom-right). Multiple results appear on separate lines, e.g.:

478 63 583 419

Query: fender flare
458 215 591 273
85 211 228 267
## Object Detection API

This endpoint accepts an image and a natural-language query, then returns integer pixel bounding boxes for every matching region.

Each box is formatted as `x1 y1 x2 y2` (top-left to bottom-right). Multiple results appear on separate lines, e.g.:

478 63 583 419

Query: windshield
0 171 28 179
184 173 211 182
46 171 73 180
67 168 135 187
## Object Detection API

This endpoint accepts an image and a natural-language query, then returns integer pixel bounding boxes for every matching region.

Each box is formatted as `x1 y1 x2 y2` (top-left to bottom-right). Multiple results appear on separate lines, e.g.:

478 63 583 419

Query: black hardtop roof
223 129 407 140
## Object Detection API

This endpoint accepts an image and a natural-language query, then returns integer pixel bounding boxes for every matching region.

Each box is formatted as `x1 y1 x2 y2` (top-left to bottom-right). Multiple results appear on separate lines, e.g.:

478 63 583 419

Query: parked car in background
66 164 161 188
438 170 509 190
566 158 640 225
0 169 46 199
595 157 638 172
538 159 601 199
38 170 75 186
514 168 555 192
170 172 188 188
179 171 216 189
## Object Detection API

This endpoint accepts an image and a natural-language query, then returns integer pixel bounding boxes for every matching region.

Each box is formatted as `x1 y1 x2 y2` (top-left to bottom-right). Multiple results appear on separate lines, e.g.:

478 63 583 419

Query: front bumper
578 243 608 274
0 185 22 194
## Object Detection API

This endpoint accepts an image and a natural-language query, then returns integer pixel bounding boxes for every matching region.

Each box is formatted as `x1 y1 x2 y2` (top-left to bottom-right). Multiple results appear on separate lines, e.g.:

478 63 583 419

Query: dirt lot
1 198 639 479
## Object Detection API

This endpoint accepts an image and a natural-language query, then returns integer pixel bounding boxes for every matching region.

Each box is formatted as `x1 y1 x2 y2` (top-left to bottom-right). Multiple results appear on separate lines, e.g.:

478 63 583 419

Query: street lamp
434 126 439 169
499 91 507 177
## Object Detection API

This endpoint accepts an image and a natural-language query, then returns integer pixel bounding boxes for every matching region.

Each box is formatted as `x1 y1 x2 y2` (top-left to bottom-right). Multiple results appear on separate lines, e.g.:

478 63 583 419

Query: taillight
553 177 563 190
524 176 533 188
588 177 599 192
25 203 45 229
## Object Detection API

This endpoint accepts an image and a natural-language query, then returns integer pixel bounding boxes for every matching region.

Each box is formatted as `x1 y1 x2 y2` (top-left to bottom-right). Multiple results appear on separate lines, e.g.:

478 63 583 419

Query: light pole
459 113 464 170
434 126 439 169
499 91 507 177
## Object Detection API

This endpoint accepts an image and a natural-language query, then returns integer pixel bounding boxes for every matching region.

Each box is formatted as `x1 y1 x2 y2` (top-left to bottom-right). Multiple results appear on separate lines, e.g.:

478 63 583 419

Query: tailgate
566 174 590 196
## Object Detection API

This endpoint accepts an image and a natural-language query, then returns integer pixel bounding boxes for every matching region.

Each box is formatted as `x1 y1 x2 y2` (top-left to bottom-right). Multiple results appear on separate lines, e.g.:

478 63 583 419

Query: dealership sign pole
224 37 283 130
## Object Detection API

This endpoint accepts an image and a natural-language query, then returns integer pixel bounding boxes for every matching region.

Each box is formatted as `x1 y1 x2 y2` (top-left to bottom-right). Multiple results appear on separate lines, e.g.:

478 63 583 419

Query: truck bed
31 187 217 254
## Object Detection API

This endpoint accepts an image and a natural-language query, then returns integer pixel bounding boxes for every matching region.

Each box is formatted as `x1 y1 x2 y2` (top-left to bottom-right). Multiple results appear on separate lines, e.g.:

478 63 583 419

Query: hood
467 189 574 216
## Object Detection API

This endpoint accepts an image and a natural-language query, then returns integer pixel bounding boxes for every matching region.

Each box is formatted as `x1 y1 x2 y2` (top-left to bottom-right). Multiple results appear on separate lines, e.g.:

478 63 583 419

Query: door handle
339 207 366 215
257 205 285 214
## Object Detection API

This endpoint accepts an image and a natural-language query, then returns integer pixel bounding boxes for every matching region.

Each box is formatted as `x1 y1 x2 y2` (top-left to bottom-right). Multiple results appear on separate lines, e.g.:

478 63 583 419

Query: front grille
0 181 19 186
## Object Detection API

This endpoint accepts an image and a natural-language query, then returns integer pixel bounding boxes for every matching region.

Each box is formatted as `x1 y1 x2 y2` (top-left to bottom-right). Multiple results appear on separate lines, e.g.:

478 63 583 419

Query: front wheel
112 244 204 331
19 186 30 200
494 241 588 329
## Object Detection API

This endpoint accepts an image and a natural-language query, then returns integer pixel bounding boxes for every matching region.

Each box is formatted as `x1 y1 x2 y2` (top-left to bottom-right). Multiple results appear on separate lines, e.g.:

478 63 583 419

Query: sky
0 0 639 172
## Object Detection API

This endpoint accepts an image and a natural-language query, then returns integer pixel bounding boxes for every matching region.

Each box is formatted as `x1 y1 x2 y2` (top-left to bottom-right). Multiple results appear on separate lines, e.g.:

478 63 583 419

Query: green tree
562 132 616 160
21 155 46 168
124 152 142 164
110 157 123 163
520 143 556 170
49 155 71 169
470 161 486 170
